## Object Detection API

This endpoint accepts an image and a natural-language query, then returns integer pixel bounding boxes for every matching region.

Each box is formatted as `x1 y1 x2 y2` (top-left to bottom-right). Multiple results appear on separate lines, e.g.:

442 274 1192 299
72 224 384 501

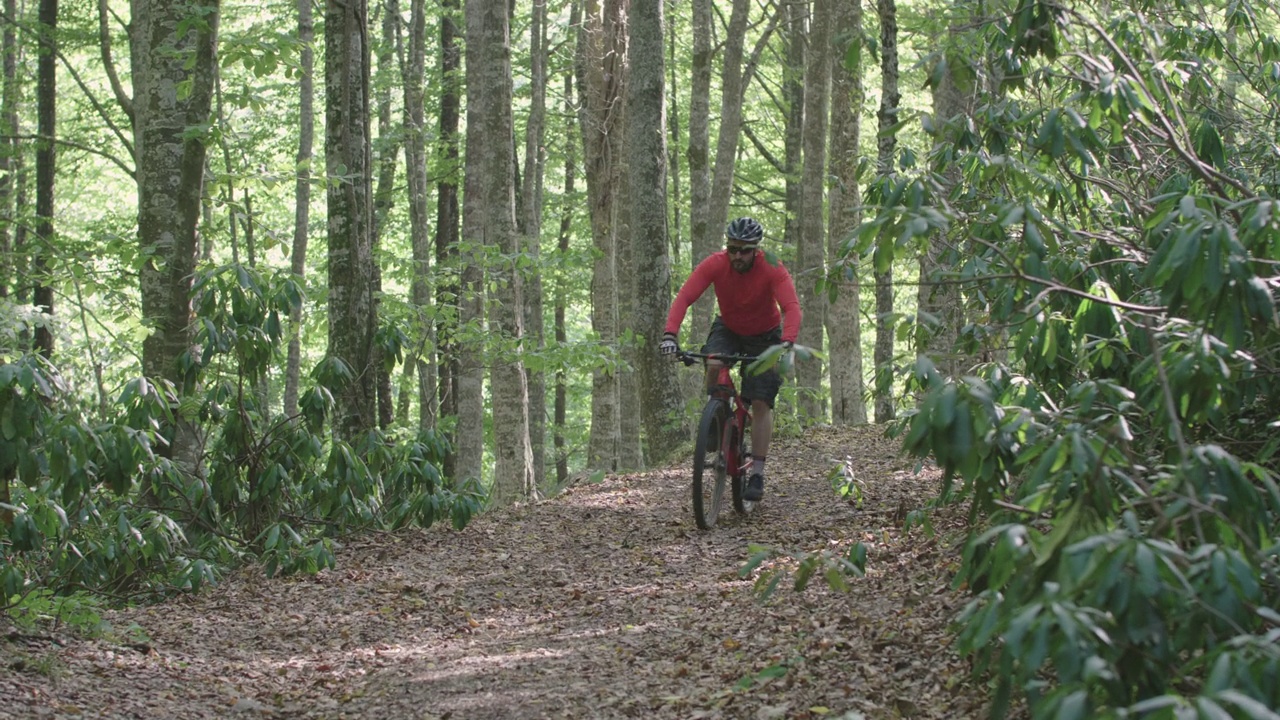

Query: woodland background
2 0 1279 717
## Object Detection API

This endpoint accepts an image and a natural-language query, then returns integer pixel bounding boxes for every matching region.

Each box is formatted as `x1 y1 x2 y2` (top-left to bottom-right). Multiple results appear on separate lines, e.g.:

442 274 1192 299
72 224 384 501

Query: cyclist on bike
659 216 802 503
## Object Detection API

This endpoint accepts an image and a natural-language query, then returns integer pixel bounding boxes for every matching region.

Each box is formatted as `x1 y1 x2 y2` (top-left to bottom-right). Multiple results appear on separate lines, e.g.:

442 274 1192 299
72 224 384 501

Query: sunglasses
725 245 756 256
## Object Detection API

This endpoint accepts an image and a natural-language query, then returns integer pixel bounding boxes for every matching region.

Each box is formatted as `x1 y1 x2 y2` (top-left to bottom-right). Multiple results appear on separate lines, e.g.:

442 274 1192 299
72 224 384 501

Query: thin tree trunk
826 0 866 425
283 0 315 420
616 137 644 470
782 0 805 256
873 0 899 424
466 0 532 505
404 0 434 432
519 0 549 488
796 0 832 423
32 0 54 358
436 0 462 480
577 0 625 473
628 0 684 462
553 68 576 487
325 0 378 441
686 0 713 346
371 0 401 430
0 0 16 303
665 10 682 265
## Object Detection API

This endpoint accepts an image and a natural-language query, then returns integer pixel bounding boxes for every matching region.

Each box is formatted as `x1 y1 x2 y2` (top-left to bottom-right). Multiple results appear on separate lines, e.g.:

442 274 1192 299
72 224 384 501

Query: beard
731 255 754 273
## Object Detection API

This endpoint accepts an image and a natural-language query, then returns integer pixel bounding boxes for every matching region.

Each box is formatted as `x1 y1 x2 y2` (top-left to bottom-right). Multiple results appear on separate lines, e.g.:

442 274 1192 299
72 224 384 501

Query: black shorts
702 317 784 408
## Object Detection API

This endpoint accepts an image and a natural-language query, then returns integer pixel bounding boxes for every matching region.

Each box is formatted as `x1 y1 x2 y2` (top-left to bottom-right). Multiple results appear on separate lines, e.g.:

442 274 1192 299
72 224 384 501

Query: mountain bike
676 350 759 529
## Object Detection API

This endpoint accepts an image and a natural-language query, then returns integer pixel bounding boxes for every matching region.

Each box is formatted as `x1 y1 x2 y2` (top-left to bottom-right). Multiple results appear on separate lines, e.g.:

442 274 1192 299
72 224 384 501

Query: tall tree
917 0 975 378
31 0 53 358
370 0 401 429
553 68 576 487
872 0 898 424
795 0 832 422
628 0 684 461
519 0 549 488
403 0 434 431
781 0 805 256
826 0 866 425
685 0 713 347
0 0 15 302
577 0 626 472
283 0 315 420
436 0 463 480
133 0 220 470
325 0 378 441
465 0 533 504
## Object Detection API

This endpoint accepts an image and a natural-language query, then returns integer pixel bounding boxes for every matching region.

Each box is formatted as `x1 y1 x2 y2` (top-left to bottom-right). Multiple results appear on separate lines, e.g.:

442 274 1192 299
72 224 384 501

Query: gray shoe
744 473 764 501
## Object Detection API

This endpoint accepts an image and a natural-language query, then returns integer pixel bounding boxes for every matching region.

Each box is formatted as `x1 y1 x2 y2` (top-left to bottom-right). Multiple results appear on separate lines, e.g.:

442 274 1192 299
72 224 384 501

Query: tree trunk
665 13 682 264
325 0 378 442
553 68 576 487
826 0 867 425
465 0 533 504
918 2 974 379
796 0 832 423
371 0 401 430
0 0 18 302
404 0 434 432
436 0 462 480
283 0 315 420
616 149 645 470
135 0 220 473
32 0 54 358
873 0 899 424
782 0 805 259
577 0 626 473
628 0 685 463
686 0 713 346
519 0 549 488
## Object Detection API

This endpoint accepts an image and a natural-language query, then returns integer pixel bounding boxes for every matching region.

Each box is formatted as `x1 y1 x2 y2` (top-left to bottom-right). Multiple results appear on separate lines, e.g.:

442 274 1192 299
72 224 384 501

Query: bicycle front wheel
692 399 729 529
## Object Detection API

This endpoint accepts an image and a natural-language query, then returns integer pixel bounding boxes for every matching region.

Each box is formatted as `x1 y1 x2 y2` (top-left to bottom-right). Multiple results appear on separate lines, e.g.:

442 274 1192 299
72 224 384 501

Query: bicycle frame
683 351 757 481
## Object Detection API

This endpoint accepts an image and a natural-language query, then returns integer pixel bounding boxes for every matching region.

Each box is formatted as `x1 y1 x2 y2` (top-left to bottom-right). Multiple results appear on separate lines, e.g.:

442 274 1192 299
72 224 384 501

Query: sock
752 456 766 476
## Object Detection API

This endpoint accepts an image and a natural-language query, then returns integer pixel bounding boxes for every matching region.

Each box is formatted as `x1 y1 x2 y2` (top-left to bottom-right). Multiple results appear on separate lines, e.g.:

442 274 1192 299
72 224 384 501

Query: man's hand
659 333 680 357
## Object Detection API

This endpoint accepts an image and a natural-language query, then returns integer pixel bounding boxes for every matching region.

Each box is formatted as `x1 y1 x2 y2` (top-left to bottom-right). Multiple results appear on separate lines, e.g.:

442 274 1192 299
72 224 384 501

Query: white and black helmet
725 217 764 245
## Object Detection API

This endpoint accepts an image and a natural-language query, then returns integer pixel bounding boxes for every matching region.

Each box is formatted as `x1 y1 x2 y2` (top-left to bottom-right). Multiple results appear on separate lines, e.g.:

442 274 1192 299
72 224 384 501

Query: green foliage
1 263 484 617
857 0 1280 716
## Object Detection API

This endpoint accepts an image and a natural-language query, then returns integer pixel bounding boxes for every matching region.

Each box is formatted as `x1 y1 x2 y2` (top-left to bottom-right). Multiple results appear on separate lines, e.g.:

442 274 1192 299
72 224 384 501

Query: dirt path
1 426 991 719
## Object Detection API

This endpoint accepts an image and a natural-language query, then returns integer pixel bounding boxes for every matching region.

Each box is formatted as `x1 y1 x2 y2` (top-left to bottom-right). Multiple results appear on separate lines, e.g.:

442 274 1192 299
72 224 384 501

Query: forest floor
1 425 997 720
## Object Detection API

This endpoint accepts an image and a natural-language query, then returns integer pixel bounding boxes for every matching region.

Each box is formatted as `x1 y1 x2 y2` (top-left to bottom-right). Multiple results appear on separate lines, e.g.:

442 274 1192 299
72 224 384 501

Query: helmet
725 217 764 245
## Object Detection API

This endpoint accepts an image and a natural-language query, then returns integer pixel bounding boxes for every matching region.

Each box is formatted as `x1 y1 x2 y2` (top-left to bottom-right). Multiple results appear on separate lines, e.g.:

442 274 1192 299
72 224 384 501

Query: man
659 217 802 502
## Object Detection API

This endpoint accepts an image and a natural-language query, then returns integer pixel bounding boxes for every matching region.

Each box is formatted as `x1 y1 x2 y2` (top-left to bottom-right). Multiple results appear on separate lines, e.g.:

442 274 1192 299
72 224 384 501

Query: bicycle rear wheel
692 399 729 529
731 412 757 515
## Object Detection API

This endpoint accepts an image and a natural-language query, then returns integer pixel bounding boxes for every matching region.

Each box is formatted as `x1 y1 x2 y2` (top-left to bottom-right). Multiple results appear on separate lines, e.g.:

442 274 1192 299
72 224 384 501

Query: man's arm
774 267 802 343
664 259 715 336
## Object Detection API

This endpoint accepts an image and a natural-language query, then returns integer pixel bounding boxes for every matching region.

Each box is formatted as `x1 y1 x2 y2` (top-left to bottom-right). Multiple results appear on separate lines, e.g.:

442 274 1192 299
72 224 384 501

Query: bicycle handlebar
674 350 760 366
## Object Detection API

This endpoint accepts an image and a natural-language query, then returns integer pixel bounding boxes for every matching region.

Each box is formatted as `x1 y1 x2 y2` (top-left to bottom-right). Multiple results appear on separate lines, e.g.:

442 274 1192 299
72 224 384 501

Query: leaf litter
0 425 997 719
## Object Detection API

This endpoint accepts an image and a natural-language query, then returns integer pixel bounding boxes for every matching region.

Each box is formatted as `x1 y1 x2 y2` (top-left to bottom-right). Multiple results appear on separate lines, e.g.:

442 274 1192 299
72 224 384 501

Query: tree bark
0 0 15 302
826 0 867 425
874 0 899 424
371 0 401 430
796 0 832 423
32 0 54 358
628 0 685 463
685 0 713 345
465 0 532 504
519 0 549 488
577 0 626 473
404 0 435 432
436 0 462 480
134 0 220 472
553 68 576 487
283 0 315 420
325 0 378 442
782 0 805 258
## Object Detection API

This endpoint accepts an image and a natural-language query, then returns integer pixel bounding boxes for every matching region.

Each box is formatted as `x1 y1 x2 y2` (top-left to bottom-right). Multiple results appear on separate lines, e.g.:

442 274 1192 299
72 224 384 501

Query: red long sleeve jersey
664 250 802 342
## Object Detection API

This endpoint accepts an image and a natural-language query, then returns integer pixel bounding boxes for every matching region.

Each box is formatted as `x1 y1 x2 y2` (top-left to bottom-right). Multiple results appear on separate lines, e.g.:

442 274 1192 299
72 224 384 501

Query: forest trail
1 426 993 720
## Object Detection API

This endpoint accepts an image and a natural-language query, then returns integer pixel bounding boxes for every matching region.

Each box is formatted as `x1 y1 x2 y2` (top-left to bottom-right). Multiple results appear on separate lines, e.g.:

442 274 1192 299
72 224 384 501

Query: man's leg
751 399 772 459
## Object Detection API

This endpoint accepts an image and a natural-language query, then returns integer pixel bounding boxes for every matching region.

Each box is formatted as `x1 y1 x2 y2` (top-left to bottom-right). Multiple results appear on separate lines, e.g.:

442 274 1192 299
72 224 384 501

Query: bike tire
692 399 729 529
731 412 757 515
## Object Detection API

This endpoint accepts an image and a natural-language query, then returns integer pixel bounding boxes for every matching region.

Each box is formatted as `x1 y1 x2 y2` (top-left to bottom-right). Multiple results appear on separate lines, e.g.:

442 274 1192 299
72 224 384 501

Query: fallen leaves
0 426 995 719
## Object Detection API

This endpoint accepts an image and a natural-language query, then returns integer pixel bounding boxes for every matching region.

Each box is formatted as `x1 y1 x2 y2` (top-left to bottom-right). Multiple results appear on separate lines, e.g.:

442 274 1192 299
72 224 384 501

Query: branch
98 0 134 123
0 133 134 178
0 8 135 161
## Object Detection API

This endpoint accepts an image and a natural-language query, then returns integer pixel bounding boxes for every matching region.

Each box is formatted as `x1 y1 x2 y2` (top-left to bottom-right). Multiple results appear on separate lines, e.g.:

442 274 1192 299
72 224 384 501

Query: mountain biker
659 216 802 503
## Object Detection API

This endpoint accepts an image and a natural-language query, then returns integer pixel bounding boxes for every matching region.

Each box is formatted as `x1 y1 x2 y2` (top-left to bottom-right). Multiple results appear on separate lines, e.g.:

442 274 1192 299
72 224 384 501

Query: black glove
659 333 679 356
